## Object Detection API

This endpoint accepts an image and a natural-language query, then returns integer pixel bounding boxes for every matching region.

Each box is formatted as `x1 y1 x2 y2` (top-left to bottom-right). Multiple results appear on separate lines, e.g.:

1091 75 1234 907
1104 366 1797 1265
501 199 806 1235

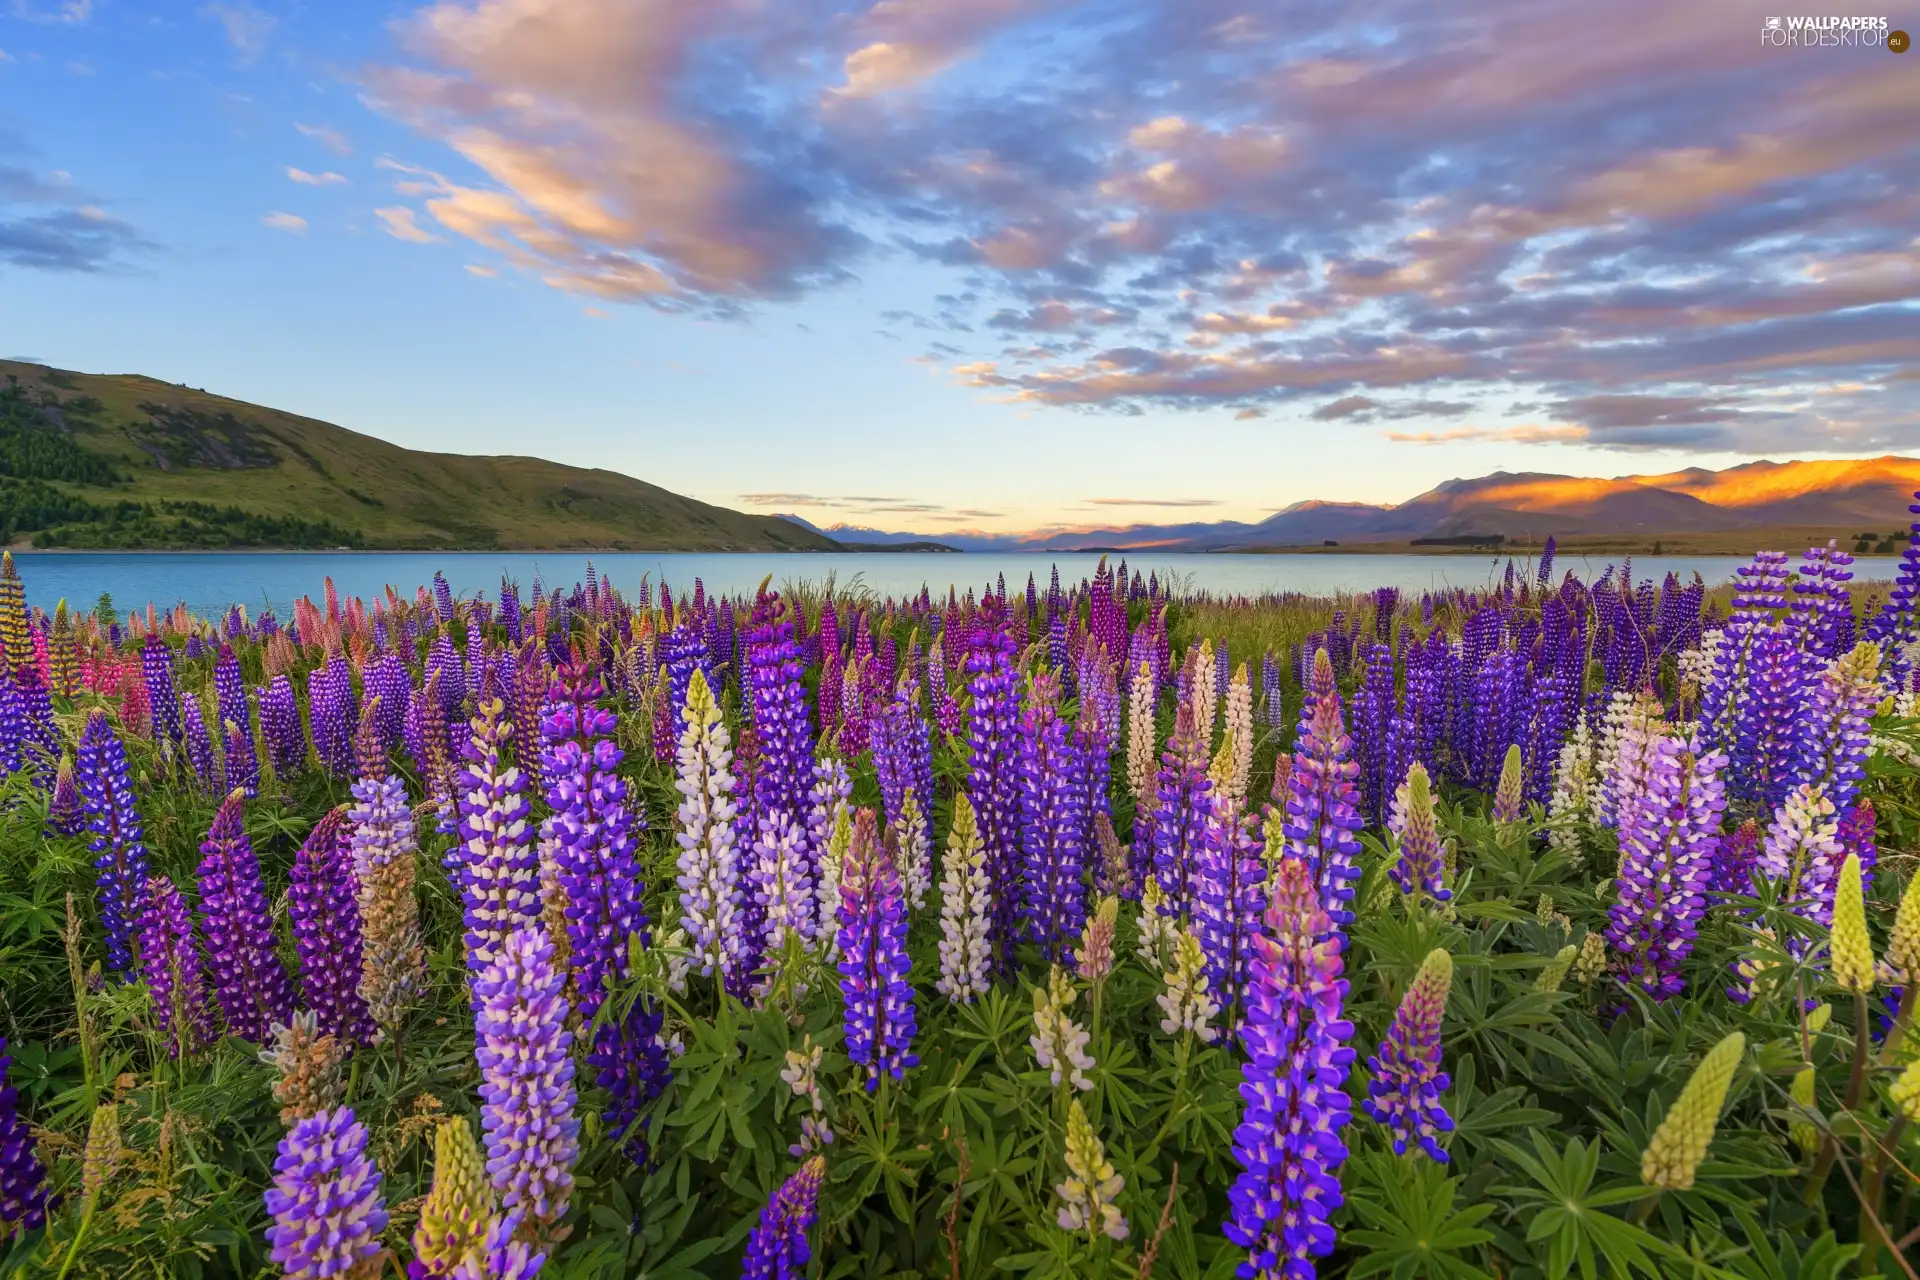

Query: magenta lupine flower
142 633 183 749
75 710 149 974
197 789 294 1042
964 605 1022 968
837 810 918 1092
1606 733 1726 1001
455 699 539 983
260 674 305 776
475 925 578 1226
1019 671 1089 962
740 1156 826 1280
1363 950 1455 1163
1284 650 1365 925
1150 701 1214 922
1194 795 1266 1019
288 809 373 1047
0 1037 50 1233
139 875 211 1059
1224 857 1353 1279
265 1107 388 1280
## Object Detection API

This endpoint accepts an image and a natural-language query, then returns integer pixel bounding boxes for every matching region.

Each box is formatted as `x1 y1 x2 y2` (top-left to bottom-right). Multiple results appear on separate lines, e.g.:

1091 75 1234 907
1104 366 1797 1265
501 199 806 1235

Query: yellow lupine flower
1788 1066 1819 1156
1890 1057 1920 1125
1536 944 1578 993
1641 1031 1745 1190
1828 853 1876 995
413 1117 495 1275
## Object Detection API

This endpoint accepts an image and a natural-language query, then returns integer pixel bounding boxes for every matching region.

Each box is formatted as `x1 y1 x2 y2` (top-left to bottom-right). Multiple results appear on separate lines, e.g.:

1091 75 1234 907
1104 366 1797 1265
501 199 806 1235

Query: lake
9 550 1900 619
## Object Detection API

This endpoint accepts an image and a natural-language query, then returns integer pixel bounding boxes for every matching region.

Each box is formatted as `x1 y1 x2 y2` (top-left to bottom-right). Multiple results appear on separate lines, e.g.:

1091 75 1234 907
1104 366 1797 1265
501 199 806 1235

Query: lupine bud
1363 949 1455 1162
1641 1031 1744 1191
1074 897 1117 983
1788 1066 1819 1155
261 1012 347 1127
1056 1098 1128 1241
1493 744 1524 824
1828 851 1876 995
1886 865 1920 983
1536 944 1577 993
1388 761 1450 904
81 1100 119 1203
413 1118 496 1278
264 1107 388 1280
1891 1057 1920 1125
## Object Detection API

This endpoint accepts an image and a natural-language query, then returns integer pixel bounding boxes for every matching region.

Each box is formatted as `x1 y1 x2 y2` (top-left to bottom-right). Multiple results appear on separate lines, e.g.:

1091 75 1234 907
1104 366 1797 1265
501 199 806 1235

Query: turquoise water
9 550 1894 619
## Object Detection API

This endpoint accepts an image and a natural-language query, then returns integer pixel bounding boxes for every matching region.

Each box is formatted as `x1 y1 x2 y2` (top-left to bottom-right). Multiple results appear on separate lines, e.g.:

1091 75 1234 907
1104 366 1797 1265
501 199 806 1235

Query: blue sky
2 0 1916 536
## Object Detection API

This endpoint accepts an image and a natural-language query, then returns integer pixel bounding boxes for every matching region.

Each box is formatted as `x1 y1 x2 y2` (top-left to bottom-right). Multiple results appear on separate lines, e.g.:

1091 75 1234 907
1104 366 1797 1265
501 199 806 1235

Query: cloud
1085 497 1223 507
1382 424 1587 445
0 47 14 64
353 0 1920 454
1 133 152 271
261 211 307 233
296 123 351 155
202 3 275 63
11 0 92 24
286 167 347 186
464 262 497 276
375 205 440 243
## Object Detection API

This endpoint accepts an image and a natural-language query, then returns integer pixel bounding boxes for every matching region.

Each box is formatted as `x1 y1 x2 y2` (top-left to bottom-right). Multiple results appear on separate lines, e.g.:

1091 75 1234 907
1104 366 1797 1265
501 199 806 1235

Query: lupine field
0 529 1915 1280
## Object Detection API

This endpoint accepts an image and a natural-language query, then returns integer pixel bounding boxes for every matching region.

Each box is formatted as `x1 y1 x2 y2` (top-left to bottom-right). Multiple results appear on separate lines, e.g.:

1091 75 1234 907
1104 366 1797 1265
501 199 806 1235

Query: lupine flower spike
740 1156 825 1280
1363 949 1455 1162
264 1107 388 1280
1641 1031 1745 1191
1056 1099 1128 1242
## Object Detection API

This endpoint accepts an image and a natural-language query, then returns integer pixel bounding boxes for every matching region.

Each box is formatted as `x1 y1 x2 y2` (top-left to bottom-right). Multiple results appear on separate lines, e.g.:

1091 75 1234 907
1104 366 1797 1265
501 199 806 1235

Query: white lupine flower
936 794 993 1002
1155 931 1219 1043
896 787 932 911
1548 713 1596 868
1030 966 1095 1092
673 670 743 982
1126 662 1158 807
753 808 815 956
1223 665 1253 805
1601 692 1667 833
1056 1100 1128 1241
1192 640 1218 746
1135 878 1180 975
815 804 851 961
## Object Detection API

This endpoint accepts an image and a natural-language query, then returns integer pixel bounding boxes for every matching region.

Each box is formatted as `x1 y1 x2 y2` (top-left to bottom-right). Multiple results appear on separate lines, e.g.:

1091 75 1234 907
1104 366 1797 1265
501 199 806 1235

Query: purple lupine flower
1606 733 1726 1001
76 710 150 974
1350 643 1393 825
1363 949 1455 1163
433 571 456 625
260 674 305 776
288 808 373 1048
837 810 918 1091
1019 671 1089 962
1789 541 1856 661
142 633 183 749
139 875 211 1059
1537 536 1557 586
1786 641 1881 816
744 589 816 830
197 789 295 1042
1194 794 1266 1020
213 645 258 796
475 925 578 1226
1284 650 1365 926
182 696 216 791
1699 551 1790 759
455 698 540 983
500 579 523 645
11 667 57 765
1150 701 1214 921
0 1037 50 1233
1709 818 1762 897
266 1107 388 1279
47 756 83 836
1224 857 1353 1279
964 604 1022 969
740 1156 826 1280
1731 630 1805 809
1867 492 1920 658
309 652 358 778
361 652 412 761
1387 763 1450 904
538 661 668 1159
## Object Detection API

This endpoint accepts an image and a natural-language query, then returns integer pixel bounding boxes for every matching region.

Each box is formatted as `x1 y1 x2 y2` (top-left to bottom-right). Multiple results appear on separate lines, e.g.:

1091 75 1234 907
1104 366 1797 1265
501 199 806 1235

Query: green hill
0 361 844 552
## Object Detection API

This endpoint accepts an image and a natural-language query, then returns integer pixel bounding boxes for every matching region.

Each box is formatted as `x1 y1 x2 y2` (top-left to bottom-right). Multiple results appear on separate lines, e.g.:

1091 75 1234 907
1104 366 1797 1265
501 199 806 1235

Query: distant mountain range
0 362 841 551
782 457 1920 552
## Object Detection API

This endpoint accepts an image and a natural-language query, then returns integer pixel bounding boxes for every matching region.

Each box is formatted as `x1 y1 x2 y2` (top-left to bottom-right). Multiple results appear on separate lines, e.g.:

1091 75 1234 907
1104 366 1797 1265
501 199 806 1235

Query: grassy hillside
0 362 843 551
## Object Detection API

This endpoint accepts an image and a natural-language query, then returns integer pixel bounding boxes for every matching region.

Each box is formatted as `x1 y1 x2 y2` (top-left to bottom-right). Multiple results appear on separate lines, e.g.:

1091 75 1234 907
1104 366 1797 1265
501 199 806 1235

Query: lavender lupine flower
751 808 815 959
1224 857 1354 1279
1785 641 1881 816
288 809 373 1047
197 789 295 1042
264 1107 388 1280
1387 762 1450 905
674 670 746 984
75 710 149 974
475 925 578 1227
1151 701 1215 921
47 756 82 836
139 875 211 1059
1284 650 1365 926
349 707 426 1040
0 1037 49 1233
213 645 258 795
1606 733 1727 1000
1194 788 1266 1022
1363 949 1455 1162
740 1156 825 1280
260 675 305 776
182 696 216 791
454 699 540 984
143 633 184 749
837 810 918 1091
1019 671 1090 961
1759 783 1846 925
964 605 1023 969
744 586 816 832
